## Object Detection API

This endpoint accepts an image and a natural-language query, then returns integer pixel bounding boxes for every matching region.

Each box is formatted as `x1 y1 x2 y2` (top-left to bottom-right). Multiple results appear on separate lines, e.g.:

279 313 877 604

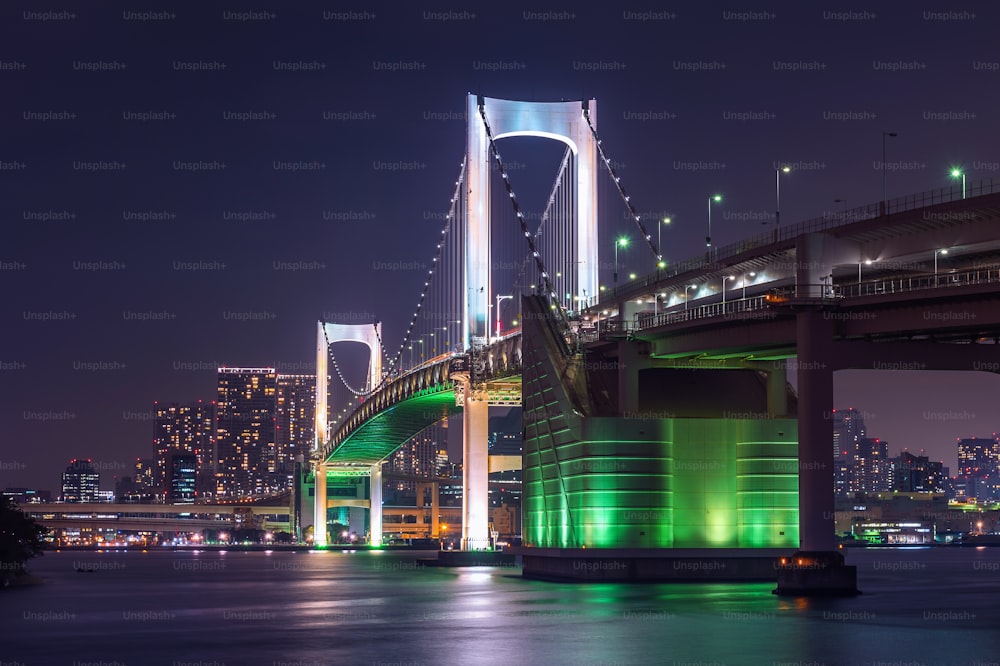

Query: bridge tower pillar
313 462 327 547
431 479 440 539
461 391 491 550
370 463 382 547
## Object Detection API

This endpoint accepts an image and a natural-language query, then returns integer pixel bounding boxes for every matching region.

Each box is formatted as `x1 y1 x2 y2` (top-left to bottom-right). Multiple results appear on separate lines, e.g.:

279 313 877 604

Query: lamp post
743 271 756 299
934 248 948 286
950 168 966 199
684 284 696 310
706 195 722 247
882 131 897 213
658 217 671 270
495 295 512 338
775 166 791 228
614 236 629 288
858 259 872 285
721 275 735 304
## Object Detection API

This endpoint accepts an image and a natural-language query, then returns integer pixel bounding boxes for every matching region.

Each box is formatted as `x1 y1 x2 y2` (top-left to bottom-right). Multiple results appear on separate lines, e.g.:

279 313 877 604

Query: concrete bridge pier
313 462 327 547
775 307 858 596
461 392 491 550
370 463 382 547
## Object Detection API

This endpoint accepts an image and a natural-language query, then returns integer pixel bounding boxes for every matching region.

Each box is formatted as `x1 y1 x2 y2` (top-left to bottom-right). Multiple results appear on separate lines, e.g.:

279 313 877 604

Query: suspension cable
582 105 661 263
378 158 467 389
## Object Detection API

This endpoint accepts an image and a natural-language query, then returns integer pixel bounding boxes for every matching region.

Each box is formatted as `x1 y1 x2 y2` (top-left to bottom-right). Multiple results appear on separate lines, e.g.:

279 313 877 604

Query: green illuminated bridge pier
308 94 1000 594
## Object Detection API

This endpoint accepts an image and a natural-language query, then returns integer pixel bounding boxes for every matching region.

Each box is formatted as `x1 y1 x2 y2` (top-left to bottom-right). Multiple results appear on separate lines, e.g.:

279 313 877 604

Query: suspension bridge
309 94 1000 591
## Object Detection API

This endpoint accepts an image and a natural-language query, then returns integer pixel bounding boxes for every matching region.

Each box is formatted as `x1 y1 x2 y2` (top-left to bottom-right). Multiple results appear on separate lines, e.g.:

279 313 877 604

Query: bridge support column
775 307 857 596
370 463 382 547
313 462 327 547
431 482 440 538
462 395 491 550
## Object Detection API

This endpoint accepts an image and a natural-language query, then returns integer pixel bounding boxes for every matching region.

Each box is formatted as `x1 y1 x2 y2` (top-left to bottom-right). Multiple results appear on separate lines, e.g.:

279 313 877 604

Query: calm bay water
2 547 1000 666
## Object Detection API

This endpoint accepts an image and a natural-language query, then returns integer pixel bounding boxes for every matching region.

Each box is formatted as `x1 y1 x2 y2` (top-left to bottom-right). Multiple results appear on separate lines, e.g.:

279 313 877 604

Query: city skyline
5 4 1000 495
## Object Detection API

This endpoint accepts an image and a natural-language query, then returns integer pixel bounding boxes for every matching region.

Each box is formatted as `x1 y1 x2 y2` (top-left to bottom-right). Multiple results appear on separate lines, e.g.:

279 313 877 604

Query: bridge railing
607 177 1000 300
621 268 1000 335
838 267 1000 299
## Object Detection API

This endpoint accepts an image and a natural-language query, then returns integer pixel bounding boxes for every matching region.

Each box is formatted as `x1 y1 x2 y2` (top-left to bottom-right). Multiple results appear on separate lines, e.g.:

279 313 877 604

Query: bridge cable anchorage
582 106 662 264
374 158 467 391
478 104 571 332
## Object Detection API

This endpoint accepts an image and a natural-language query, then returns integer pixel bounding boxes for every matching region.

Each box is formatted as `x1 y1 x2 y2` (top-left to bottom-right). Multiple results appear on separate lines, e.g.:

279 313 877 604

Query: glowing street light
658 217 671 269
742 271 756 298
706 195 722 247
934 248 948 285
614 236 629 287
684 284 696 310
858 259 872 285
495 294 513 338
775 166 791 228
721 275 736 303
950 168 966 199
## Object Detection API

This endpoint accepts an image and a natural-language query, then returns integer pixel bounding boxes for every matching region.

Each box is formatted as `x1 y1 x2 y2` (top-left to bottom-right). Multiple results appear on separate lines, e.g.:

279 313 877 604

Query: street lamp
495 295 513 338
742 271 756 298
658 217 671 269
882 131 898 213
721 275 735 303
858 259 872 285
950 168 966 199
934 248 948 285
684 284 696 310
614 236 629 287
775 166 791 228
706 195 722 247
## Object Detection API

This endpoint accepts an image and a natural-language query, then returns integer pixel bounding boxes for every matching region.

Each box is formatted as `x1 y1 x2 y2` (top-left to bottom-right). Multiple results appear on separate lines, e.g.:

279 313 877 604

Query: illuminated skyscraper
956 435 1000 501
853 437 891 496
275 374 316 478
957 436 1000 476
832 408 866 498
894 450 943 493
216 367 278 498
154 401 214 500
61 459 100 503
167 453 198 504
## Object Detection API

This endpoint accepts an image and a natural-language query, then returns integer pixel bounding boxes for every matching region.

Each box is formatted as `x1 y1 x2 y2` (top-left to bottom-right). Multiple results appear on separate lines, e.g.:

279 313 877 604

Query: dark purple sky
3 2 999 494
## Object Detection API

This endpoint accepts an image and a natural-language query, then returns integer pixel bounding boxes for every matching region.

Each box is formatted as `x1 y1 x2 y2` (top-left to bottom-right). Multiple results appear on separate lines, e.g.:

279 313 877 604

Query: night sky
3 2 999 495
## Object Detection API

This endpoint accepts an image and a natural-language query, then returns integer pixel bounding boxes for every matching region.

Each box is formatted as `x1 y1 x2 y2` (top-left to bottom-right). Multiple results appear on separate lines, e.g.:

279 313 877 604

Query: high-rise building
216 367 278 498
956 435 1000 501
61 459 100 503
832 408 867 498
275 374 316 478
852 437 891 496
134 458 156 494
154 401 214 500
167 453 197 504
957 436 1000 477
894 450 944 493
